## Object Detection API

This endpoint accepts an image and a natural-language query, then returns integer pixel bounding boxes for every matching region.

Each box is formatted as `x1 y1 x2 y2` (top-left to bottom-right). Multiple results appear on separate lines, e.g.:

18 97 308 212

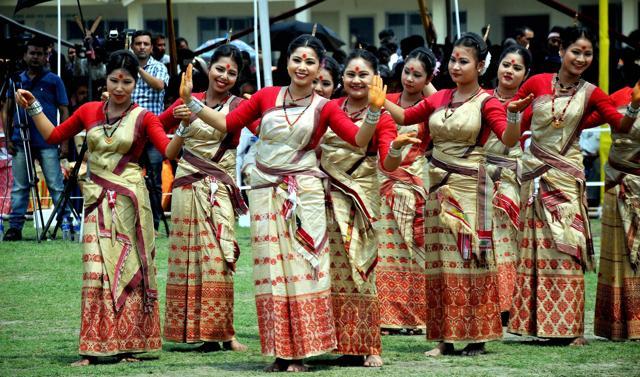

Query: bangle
175 123 190 138
506 110 521 123
26 100 43 117
388 141 402 158
626 104 640 119
185 97 204 114
364 108 381 125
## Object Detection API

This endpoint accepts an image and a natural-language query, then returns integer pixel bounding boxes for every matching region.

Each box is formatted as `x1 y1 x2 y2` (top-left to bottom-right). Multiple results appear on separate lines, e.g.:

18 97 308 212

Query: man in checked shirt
131 30 170 232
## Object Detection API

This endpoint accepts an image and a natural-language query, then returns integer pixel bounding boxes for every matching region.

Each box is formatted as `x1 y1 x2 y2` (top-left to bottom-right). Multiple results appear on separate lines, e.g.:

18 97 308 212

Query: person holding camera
131 30 170 232
1 37 69 241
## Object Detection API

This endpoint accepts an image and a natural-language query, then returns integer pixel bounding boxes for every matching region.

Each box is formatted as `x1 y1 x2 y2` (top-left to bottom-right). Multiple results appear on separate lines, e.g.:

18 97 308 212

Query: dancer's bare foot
461 342 486 356
264 358 289 372
223 339 248 352
286 360 308 372
118 355 141 363
70 357 94 367
424 342 454 357
381 328 401 336
569 337 588 346
363 355 383 367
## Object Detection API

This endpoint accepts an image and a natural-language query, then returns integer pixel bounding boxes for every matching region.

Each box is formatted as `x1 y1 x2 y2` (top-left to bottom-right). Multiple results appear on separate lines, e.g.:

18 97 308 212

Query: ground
1 220 639 377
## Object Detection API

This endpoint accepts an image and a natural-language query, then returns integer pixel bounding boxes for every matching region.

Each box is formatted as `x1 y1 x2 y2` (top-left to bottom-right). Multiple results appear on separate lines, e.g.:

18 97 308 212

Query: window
197 17 253 45
349 17 374 47
145 19 179 38
66 19 126 41
386 12 424 42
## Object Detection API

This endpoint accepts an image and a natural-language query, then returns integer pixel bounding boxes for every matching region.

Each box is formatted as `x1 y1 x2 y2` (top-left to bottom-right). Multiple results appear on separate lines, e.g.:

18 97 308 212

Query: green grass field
1 220 639 377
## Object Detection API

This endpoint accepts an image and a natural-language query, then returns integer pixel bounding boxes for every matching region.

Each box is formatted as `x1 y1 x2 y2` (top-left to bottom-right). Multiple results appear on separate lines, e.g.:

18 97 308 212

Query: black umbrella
269 21 345 52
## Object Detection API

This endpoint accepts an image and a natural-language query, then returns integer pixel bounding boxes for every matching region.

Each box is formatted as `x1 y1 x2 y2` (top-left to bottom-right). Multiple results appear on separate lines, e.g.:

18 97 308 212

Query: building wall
2 0 633 54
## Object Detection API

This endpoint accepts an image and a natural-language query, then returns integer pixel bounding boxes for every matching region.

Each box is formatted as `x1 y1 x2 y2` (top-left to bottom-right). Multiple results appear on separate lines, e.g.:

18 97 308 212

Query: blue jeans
144 144 164 230
10 145 68 230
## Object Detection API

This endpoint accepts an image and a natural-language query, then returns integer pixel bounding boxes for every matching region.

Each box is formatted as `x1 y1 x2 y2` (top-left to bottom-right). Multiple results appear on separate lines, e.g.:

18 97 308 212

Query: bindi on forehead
226 63 231 69
318 75 324 80
408 65 415 71
302 53 307 59
117 73 124 79
354 65 361 72
511 59 516 64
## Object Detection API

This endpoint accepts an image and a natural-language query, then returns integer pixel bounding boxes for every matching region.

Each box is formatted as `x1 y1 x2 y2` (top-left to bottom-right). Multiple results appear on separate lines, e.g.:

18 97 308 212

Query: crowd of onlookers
0 24 637 240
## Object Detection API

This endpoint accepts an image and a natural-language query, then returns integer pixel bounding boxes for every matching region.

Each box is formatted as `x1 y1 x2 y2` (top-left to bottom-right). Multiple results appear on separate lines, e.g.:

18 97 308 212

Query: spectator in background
539 26 563 73
514 26 535 49
379 29 400 70
130 30 170 232
165 48 208 106
176 37 189 50
1 37 69 241
152 34 170 65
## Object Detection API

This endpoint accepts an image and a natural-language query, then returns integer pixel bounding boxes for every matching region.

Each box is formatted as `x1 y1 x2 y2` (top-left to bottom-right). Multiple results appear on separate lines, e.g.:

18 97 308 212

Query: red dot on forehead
581 45 587 50
455 52 460 58
511 59 516 64
409 65 415 71
318 75 324 80
117 73 124 79
355 66 360 72
226 64 231 69
302 53 307 59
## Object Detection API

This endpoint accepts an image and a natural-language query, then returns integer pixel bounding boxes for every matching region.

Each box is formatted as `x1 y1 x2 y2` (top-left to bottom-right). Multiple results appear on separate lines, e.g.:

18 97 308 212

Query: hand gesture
179 64 194 102
368 75 387 111
507 93 534 113
173 104 192 121
15 89 36 108
391 131 421 150
101 91 109 101
631 80 640 106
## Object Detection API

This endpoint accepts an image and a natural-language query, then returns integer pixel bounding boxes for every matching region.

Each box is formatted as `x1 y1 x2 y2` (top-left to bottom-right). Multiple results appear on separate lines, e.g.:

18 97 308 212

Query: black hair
498 44 533 73
405 46 437 77
209 44 244 72
132 30 152 43
152 34 166 42
319 55 341 87
560 26 596 50
379 29 395 41
26 37 48 50
106 50 140 81
453 32 489 61
515 26 533 38
344 48 379 74
620 29 640 86
176 37 188 47
286 34 326 62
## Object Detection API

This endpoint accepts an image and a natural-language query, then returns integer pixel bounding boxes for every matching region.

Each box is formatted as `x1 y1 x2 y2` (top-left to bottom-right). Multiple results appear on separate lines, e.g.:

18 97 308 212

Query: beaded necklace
283 86 315 127
493 87 515 104
342 98 369 120
102 100 134 144
396 92 423 108
204 92 231 111
550 74 580 129
441 87 482 122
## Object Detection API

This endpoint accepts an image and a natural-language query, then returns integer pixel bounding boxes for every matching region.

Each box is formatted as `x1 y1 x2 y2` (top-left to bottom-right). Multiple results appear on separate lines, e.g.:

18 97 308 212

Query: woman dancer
313 55 340 98
159 44 248 352
507 26 639 345
179 35 388 372
594 37 640 340
376 47 437 334
15 50 186 365
485 45 532 321
320 49 418 368
379 32 530 356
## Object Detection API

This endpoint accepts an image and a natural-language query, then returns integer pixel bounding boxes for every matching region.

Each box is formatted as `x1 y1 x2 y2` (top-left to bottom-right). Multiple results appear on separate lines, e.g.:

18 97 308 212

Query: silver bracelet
626 104 640 119
175 123 190 138
506 110 521 123
26 100 43 117
185 97 204 114
388 141 402 158
364 108 381 125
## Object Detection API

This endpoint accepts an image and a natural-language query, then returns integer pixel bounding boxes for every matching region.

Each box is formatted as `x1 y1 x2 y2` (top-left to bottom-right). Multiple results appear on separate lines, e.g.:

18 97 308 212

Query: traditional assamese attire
404 88 508 343
223 86 367 359
320 97 396 356
159 92 248 343
595 86 640 340
485 89 522 313
508 73 624 339
376 92 429 330
45 101 169 356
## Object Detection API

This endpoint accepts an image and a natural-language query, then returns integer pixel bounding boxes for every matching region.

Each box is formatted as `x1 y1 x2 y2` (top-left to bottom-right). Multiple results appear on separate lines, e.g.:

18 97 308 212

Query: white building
2 0 638 53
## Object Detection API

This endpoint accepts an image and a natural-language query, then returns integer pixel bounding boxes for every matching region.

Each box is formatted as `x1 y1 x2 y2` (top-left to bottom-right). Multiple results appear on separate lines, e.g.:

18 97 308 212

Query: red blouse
403 88 508 145
225 86 364 149
384 92 431 154
332 97 398 162
513 73 624 132
46 101 170 158
159 92 247 146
